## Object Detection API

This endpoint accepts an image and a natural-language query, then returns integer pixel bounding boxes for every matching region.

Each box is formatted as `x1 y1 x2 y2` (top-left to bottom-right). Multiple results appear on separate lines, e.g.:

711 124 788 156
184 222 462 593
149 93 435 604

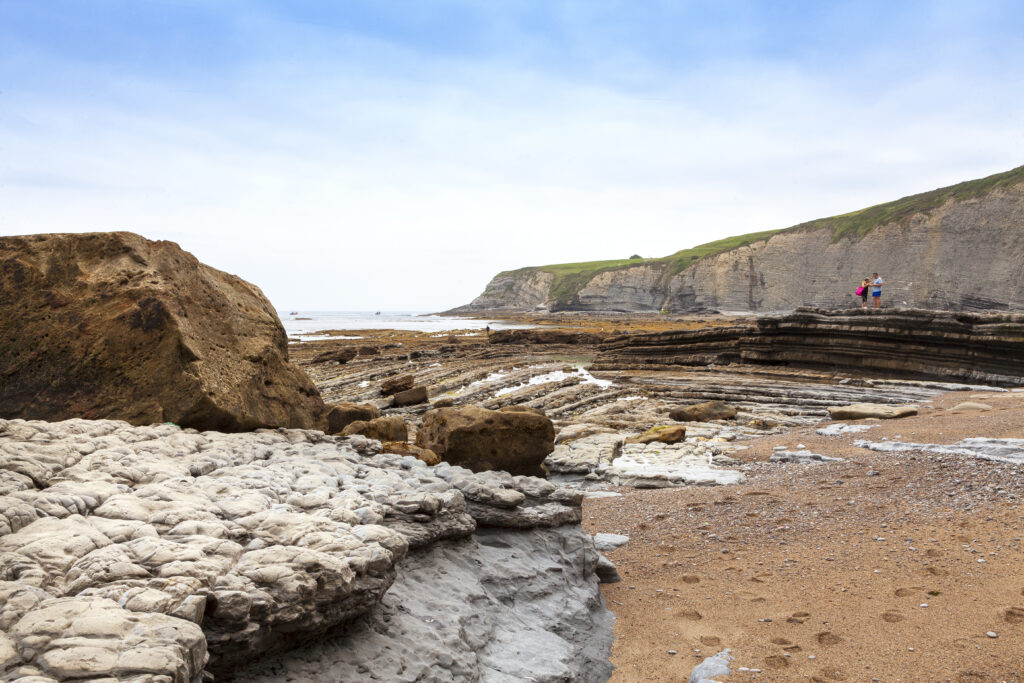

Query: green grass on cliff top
784 163 1024 240
497 164 1024 304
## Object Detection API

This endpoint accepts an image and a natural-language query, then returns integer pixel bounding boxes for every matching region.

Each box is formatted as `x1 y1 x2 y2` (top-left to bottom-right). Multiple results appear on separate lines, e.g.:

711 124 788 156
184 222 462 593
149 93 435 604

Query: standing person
872 272 883 309
858 277 871 308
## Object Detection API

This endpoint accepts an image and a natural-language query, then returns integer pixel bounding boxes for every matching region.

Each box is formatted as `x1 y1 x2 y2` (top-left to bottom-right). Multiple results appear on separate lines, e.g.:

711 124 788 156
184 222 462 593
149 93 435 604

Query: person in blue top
872 273 883 309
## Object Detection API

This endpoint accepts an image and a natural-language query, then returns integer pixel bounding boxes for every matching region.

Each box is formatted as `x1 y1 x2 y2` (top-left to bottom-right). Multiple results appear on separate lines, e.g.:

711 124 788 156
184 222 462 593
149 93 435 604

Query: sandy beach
586 389 1024 682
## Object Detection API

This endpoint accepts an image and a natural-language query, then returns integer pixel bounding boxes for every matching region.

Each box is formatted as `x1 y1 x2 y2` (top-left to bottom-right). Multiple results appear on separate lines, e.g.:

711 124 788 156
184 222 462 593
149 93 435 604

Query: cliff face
456 167 1024 313
461 268 554 310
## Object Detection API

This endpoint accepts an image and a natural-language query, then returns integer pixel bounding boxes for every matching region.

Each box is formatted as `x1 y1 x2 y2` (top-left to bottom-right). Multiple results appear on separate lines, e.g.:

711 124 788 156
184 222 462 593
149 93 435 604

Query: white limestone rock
0 417 602 681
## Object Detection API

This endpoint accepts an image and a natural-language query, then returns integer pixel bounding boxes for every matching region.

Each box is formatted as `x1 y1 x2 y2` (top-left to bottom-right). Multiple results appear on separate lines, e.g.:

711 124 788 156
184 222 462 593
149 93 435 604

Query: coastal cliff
454 165 1024 313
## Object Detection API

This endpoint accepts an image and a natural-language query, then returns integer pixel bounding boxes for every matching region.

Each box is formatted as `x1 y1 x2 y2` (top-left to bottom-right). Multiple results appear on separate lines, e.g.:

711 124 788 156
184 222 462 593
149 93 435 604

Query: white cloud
1 6 1022 309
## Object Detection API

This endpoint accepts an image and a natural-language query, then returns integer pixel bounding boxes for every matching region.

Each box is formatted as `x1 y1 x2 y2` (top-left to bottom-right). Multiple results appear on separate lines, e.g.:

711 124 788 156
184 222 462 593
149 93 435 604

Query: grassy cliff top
496 164 1024 304
783 164 1024 240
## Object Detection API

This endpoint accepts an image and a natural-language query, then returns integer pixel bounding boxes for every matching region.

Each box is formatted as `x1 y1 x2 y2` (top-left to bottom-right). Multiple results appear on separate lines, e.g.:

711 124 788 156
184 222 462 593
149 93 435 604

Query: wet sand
585 390 1024 682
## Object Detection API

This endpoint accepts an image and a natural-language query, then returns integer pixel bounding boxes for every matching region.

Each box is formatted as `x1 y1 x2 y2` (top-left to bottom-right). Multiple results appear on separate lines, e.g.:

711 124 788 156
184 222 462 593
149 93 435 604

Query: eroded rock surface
0 232 326 431
0 417 599 681
235 526 614 683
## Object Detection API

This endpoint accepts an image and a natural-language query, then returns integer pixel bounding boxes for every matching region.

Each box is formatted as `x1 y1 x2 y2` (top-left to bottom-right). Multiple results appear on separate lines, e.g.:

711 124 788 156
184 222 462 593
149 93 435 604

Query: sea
279 311 533 341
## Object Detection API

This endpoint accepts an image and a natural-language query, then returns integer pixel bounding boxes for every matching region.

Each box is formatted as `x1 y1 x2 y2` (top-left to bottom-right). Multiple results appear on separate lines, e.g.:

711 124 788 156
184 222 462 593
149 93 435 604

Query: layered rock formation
0 232 326 431
0 417 606 681
455 165 1024 313
593 308 1024 387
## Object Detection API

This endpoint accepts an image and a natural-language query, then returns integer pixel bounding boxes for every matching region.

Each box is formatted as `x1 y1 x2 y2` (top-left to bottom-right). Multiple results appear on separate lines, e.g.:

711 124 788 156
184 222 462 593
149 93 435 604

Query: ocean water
279 311 532 340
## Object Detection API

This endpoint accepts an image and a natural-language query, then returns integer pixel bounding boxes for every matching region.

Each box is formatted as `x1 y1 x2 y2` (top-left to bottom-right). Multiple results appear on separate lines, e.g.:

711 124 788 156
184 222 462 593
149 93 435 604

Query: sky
1 1 1022 311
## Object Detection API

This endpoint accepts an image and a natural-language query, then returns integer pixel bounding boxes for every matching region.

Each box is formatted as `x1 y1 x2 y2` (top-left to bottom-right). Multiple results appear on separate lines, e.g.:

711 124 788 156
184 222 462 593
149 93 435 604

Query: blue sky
2 1 1022 309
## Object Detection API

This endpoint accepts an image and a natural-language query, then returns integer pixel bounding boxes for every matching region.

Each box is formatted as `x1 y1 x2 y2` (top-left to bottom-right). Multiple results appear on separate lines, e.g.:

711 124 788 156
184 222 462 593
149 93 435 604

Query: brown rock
357 345 379 356
747 417 779 431
415 405 555 476
312 346 358 364
381 374 415 396
625 425 687 445
668 401 738 422
325 402 381 434
341 416 408 442
392 386 428 407
432 397 455 408
380 441 441 465
0 232 326 431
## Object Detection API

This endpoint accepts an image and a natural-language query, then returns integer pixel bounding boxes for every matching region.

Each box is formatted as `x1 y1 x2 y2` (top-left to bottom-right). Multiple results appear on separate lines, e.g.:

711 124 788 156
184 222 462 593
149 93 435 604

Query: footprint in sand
1004 607 1024 624
894 587 919 597
816 631 842 646
764 655 790 669
676 608 703 621
812 669 848 681
957 672 987 682
770 637 792 645
882 611 906 623
925 566 949 577
926 549 943 558
789 611 810 624
783 644 803 653
682 574 701 584
700 635 721 646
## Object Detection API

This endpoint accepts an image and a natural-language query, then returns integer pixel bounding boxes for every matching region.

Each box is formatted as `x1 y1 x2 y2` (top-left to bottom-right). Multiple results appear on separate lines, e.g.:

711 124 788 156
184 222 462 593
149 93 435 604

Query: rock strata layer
0 232 326 431
594 308 1024 387
0 417 602 681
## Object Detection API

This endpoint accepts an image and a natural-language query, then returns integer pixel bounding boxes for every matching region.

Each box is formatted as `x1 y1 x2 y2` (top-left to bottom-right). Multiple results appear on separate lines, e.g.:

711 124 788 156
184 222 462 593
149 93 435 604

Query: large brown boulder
0 232 327 431
325 402 381 434
668 401 738 422
415 405 555 476
342 416 408 442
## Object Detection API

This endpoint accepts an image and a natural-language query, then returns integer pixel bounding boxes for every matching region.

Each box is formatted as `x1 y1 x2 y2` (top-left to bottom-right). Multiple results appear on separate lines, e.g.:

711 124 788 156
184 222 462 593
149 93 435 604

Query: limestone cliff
455 165 1024 313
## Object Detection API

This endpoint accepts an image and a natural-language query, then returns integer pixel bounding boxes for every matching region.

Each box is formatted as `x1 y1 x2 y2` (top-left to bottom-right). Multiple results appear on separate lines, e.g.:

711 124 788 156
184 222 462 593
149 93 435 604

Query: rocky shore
291 311 1024 681
3 231 1023 683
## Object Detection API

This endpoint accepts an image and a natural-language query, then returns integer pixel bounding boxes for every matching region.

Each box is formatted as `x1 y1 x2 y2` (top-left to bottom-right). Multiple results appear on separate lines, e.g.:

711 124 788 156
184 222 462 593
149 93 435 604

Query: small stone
987 631 998 639
920 603 928 608
667 650 677 655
